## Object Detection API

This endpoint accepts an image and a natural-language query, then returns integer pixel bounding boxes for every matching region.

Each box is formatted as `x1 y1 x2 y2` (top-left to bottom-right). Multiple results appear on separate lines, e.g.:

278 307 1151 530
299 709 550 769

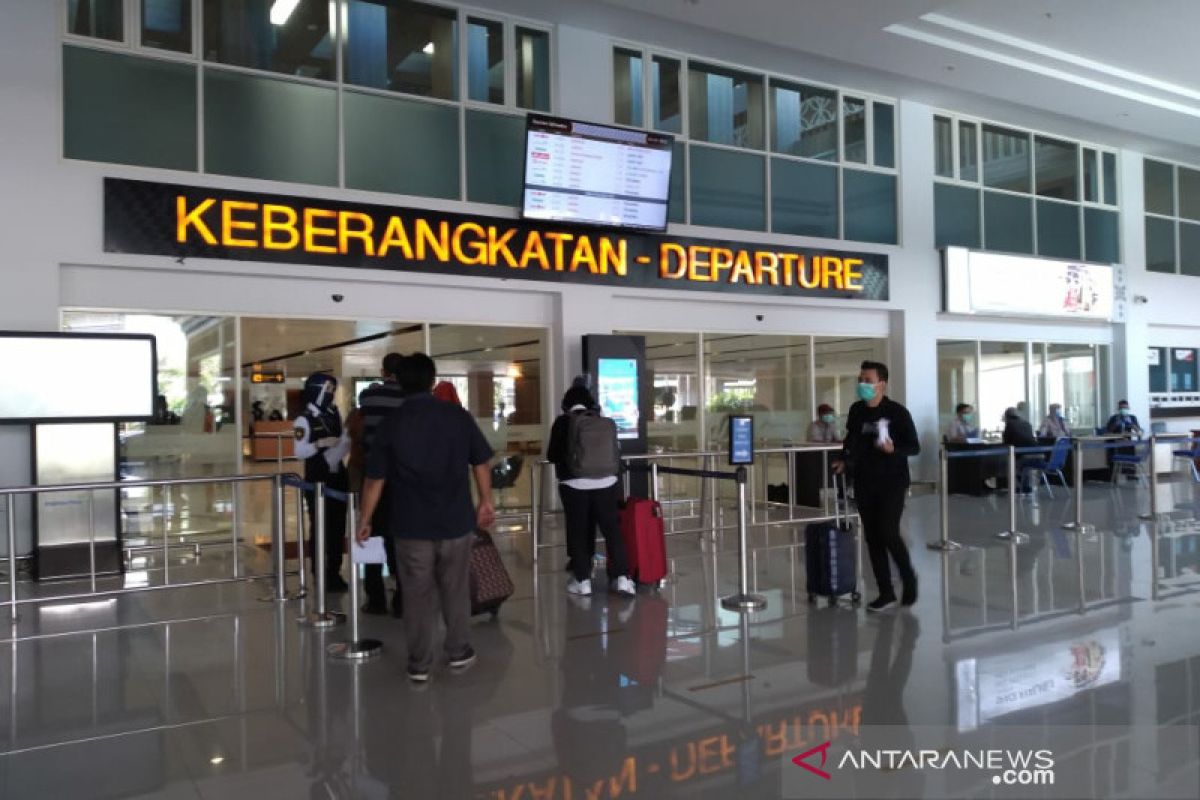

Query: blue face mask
857 382 877 402
821 413 836 424
1119 408 1131 417
962 413 974 424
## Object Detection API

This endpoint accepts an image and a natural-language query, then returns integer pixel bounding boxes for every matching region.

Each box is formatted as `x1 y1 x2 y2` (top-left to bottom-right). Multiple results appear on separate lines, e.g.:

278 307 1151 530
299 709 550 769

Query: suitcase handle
831 471 849 526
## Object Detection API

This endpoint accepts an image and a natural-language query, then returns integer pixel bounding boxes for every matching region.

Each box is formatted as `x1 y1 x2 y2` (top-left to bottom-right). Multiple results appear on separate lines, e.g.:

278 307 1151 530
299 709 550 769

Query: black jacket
842 396 920 489
1002 417 1037 448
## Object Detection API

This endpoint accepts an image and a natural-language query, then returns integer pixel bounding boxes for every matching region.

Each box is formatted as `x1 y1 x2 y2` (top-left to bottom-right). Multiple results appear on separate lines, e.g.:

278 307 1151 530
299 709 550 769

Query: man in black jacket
1002 406 1039 493
834 360 920 611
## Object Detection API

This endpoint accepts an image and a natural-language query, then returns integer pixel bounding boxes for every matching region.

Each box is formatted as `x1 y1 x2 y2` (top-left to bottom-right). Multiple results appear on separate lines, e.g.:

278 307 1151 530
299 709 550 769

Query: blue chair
1173 448 1200 482
1020 437 1071 498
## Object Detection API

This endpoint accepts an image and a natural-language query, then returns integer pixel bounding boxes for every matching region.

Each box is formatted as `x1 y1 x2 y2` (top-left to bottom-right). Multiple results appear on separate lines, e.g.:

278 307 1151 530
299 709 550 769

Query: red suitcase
619 497 667 586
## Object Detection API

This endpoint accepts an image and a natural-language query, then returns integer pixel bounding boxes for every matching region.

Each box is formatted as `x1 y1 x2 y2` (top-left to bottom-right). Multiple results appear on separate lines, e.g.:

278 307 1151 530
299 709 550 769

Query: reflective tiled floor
3 477 1200 798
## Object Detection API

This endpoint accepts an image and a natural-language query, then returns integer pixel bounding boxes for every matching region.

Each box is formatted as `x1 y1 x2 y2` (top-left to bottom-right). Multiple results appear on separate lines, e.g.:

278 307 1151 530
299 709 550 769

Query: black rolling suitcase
805 475 860 606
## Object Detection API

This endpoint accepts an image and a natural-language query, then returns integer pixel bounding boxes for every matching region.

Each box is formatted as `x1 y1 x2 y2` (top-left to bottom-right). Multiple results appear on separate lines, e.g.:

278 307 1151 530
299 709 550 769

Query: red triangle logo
792 741 833 780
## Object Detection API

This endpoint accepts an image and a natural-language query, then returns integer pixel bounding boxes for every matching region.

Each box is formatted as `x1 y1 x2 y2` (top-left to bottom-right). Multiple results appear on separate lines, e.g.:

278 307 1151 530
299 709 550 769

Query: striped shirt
358 381 406 458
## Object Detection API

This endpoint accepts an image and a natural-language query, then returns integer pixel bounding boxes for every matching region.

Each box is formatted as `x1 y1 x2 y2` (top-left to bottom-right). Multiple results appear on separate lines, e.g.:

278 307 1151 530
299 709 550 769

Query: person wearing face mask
1039 403 1071 439
943 403 978 443
833 360 921 611
1105 400 1143 436
807 403 841 443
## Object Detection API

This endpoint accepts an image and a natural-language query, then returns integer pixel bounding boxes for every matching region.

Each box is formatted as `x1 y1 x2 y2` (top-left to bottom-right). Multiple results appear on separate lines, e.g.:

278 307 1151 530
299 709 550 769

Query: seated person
806 404 841 443
1105 400 1143 436
1002 407 1039 493
1038 403 1071 439
944 403 979 442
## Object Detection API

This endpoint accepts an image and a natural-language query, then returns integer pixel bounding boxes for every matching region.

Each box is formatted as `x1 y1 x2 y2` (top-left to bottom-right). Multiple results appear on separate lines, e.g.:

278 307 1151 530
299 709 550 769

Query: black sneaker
407 668 430 684
866 595 897 612
901 578 918 607
448 646 477 670
325 574 350 593
361 601 388 616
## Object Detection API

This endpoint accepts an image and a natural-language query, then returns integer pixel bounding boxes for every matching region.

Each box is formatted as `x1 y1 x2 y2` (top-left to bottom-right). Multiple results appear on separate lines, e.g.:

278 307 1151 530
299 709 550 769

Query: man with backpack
546 385 635 598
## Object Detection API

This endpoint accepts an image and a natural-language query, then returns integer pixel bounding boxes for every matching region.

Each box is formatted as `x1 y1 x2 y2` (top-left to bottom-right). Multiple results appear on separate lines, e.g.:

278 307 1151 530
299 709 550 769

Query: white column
1114 153 1150 418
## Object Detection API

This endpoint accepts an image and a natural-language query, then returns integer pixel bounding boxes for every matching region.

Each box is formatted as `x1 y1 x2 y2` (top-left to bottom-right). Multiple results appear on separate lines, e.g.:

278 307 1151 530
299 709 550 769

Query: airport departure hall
5 0 1200 798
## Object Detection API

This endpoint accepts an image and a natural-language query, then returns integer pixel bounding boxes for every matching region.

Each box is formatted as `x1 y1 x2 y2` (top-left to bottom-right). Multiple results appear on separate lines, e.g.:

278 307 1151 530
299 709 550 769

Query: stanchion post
650 462 659 503
1009 540 1020 630
531 461 541 564
230 482 240 579
1076 522 1086 613
1140 435 1159 521
720 467 767 611
996 446 1029 544
6 498 17 623
1150 522 1161 601
786 450 796 523
305 482 341 628
328 495 382 661
928 446 962 551
1062 439 1087 530
294 485 308 598
272 474 287 601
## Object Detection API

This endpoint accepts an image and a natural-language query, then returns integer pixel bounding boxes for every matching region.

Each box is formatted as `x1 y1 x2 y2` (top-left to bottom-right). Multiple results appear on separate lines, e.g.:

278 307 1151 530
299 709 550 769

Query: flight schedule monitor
522 114 674 232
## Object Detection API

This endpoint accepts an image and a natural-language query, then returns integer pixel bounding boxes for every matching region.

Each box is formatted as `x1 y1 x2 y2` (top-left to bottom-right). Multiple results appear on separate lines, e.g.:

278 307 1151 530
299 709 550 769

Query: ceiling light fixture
210 756 225 766
270 0 301 26
422 41 435 55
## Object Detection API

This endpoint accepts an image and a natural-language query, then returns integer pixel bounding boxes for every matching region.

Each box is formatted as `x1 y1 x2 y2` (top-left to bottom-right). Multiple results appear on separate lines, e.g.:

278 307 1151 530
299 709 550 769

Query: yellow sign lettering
338 211 375 256
219 200 259 248
415 219 449 261
843 257 864 291
520 231 550 270
730 250 755 284
543 232 573 271
660 243 687 279
176 196 217 245
569 235 598 273
754 252 780 286
378 216 414 259
687 246 714 282
488 226 519 267
452 221 487 266
303 208 338 254
262 204 299 250
599 237 627 276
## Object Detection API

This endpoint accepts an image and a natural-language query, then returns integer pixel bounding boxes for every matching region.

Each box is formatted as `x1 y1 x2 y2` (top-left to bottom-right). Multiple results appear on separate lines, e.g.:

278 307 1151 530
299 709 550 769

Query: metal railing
2 472 302 623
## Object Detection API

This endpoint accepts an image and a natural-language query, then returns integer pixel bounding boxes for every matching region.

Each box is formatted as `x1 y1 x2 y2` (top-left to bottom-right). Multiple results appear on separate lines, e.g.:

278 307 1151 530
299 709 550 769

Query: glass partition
979 342 1028 436
636 333 702 452
703 335 811 447
937 340 977 437
814 337 888 436
1046 343 1100 432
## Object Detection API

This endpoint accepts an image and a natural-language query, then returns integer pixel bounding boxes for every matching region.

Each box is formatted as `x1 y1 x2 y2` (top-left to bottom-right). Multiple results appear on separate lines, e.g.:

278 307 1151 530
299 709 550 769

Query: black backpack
566 410 621 479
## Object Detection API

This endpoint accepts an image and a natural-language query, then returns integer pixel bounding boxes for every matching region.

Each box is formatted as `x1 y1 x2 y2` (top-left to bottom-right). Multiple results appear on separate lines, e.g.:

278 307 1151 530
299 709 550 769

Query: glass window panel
1170 349 1199 393
203 0 332 80
843 170 897 244
1181 221 1200 277
770 159 838 238
1083 149 1099 203
63 46 197 171
344 92 459 199
142 0 192 53
937 340 978 436
668 141 685 224
842 96 866 163
429 324 546 509
1149 347 1168 394
689 146 765 230
1178 167 1200 221
613 48 643 127
1084 208 1119 264
516 27 551 111
1102 152 1117 206
465 109 524 206
934 116 953 178
1047 344 1098 432
934 184 981 249
982 124 1030 192
960 121 979 182
62 313 241 541
345 0 457 99
68 0 123 41
467 17 504 104
814 337 888 435
704 335 813 449
1035 136 1078 200
204 70 337 186
873 102 895 168
978 342 1028 436
983 191 1033 254
652 56 682 133
688 62 764 149
1144 159 1175 216
1036 200 1081 259
770 81 837 160
618 332 701 452
1145 216 1177 274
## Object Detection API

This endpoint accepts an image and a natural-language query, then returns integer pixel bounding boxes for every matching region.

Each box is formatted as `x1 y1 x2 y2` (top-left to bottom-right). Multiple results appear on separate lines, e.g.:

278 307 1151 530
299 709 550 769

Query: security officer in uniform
294 372 351 592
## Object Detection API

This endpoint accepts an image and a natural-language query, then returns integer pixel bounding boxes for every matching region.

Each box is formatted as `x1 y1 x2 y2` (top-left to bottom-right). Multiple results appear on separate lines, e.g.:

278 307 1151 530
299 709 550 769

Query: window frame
1142 156 1200 277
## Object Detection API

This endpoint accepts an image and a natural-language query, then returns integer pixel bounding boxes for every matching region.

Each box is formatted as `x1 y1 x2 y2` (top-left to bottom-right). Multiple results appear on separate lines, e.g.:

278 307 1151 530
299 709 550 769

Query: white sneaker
566 578 592 596
613 576 637 597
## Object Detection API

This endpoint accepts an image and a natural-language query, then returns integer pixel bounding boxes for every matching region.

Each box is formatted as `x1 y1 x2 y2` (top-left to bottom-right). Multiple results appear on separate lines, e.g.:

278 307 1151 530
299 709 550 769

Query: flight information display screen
522 114 674 232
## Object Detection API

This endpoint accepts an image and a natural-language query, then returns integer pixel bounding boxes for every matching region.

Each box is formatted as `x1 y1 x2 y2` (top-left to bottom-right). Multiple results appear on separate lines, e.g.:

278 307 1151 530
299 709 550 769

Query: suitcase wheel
827 596 838 608
807 593 816 604
851 592 861 604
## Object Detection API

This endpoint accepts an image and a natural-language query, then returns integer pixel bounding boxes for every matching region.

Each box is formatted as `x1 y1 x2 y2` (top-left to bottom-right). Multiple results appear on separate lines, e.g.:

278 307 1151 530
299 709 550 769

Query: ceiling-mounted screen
522 114 674 232
0 332 156 423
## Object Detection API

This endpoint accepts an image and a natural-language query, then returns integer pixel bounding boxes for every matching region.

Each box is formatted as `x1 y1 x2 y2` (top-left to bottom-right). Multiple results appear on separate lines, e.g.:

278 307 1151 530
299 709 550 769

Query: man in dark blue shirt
357 353 495 683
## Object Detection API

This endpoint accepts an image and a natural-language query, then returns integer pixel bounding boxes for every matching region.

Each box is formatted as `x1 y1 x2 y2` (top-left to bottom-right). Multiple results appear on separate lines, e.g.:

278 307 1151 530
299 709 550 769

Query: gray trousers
394 534 473 672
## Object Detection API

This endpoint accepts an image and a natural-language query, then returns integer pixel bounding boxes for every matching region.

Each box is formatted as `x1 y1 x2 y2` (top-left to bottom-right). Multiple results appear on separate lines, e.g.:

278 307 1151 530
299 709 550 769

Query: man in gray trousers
357 352 495 684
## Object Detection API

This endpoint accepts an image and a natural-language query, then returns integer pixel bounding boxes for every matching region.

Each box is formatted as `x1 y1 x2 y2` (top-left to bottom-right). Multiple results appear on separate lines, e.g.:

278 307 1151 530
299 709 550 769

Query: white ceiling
579 0 1200 161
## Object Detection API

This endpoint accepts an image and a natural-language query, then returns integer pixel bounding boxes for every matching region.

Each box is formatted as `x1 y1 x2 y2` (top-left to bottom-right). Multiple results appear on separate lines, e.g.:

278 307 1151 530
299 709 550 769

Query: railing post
1008 539 1020 630
328 495 382 661
305 482 341 628
272 474 287 601
996 446 1029 544
720 466 767 611
1140 435 1160 521
6 498 17 624
1150 522 1161 601
928 446 962 551
531 461 541 564
1062 438 1087 530
650 462 659 503
230 481 240 579
786 449 796 523
294 484 308 599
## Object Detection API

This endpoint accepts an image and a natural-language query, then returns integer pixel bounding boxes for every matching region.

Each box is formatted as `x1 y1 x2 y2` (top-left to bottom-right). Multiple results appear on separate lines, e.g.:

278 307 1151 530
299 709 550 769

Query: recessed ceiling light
210 756 225 765
422 41 435 55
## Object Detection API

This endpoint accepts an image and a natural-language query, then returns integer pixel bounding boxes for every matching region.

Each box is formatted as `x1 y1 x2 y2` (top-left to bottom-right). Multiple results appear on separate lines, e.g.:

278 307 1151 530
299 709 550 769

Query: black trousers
304 470 349 576
559 482 628 583
855 481 915 598
363 493 400 608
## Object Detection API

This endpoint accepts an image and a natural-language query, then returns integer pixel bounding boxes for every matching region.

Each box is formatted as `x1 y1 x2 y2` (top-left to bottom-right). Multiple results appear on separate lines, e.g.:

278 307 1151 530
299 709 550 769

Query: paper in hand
353 536 387 565
876 418 892 446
